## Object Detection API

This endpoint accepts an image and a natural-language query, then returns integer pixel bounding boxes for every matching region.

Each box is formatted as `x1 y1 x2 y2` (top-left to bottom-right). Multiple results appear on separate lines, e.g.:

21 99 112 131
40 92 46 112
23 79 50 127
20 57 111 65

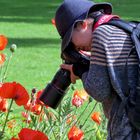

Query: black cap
55 0 112 52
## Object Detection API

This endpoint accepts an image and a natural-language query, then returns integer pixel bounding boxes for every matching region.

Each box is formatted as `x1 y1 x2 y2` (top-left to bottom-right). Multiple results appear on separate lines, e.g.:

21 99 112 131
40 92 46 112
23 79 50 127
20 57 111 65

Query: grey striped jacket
81 25 140 140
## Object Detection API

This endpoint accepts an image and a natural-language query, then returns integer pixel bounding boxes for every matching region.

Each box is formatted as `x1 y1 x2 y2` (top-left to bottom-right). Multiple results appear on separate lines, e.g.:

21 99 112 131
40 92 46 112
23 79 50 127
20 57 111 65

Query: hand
60 64 80 84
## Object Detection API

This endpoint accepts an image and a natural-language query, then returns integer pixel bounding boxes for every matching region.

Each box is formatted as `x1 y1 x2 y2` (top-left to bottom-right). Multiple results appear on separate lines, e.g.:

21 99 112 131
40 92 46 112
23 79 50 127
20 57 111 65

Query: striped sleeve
90 26 109 66
91 25 138 66
81 26 112 102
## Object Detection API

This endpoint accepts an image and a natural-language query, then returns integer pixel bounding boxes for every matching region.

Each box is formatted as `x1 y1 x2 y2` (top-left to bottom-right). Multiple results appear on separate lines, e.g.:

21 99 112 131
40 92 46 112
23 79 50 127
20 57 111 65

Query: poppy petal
0 82 16 98
14 83 29 106
0 96 8 112
68 126 84 140
34 130 49 140
0 35 8 51
73 89 89 101
72 96 83 107
91 112 101 125
18 128 48 140
0 53 6 65
18 128 36 140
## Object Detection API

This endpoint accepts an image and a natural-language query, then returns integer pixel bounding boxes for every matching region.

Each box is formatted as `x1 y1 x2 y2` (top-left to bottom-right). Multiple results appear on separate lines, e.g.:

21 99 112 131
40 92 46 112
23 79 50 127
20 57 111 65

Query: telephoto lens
39 68 71 109
39 42 90 109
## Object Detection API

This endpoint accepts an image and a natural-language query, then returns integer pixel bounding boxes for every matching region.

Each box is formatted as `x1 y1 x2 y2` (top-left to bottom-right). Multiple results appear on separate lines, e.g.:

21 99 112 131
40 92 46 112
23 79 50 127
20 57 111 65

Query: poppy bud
71 85 76 90
32 87 37 94
89 96 93 103
10 44 17 53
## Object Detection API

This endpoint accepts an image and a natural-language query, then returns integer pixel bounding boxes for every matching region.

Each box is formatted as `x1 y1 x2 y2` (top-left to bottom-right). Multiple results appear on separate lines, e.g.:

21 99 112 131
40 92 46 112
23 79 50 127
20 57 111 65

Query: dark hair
88 10 104 21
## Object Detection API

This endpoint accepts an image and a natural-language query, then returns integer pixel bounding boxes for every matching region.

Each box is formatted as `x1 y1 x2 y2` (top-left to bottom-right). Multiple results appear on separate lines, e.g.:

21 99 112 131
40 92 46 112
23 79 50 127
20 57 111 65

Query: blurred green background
0 0 139 92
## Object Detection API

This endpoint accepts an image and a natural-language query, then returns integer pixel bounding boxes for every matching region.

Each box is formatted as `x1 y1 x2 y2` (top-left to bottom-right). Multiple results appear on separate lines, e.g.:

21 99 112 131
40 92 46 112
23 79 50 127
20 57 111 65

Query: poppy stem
2 53 13 82
25 110 31 128
61 109 77 140
2 99 13 133
80 102 98 129
45 111 57 140
75 101 90 126
0 65 3 82
35 106 43 130
26 95 35 128
94 124 101 137
84 128 96 134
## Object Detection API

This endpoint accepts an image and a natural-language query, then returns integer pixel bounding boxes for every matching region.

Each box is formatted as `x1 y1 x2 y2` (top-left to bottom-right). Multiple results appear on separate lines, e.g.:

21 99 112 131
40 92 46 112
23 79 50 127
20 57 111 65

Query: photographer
54 0 140 139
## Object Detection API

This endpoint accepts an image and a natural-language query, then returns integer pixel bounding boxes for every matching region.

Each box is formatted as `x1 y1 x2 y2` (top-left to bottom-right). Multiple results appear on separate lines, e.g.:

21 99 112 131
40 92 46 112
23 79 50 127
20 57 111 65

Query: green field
0 0 63 91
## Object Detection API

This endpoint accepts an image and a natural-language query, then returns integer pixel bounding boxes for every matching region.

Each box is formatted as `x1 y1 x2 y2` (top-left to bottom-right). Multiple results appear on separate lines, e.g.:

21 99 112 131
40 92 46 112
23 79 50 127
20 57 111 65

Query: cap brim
62 13 87 52
62 27 72 52
61 3 112 52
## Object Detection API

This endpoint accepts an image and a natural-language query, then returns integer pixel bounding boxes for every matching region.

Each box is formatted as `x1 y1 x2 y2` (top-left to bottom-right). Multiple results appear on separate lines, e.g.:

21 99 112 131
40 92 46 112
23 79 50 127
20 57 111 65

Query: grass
110 0 140 20
0 0 64 91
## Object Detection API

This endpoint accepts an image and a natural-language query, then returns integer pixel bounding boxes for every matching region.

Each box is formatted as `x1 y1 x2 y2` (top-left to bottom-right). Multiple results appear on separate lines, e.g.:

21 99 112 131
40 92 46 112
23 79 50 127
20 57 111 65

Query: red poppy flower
0 96 8 112
72 96 83 107
0 82 16 98
68 126 84 140
31 104 42 115
73 89 89 101
51 18 56 26
0 82 29 106
24 99 31 111
0 53 6 65
24 99 43 115
18 128 49 140
72 89 89 107
0 35 8 51
91 112 102 125
14 83 29 106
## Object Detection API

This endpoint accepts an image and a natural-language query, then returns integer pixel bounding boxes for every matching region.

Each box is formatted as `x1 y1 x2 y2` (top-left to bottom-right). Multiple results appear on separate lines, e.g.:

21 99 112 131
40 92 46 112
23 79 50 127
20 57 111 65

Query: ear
83 18 94 30
76 21 87 31
82 20 87 29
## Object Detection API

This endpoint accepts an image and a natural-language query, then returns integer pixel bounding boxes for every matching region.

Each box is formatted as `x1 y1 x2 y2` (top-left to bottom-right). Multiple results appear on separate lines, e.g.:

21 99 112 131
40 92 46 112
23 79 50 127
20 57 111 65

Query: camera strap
92 14 120 31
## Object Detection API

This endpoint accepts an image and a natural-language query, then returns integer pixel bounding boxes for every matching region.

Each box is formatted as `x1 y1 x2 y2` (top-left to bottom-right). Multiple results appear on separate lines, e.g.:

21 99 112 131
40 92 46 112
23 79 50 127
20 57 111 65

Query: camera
39 43 90 109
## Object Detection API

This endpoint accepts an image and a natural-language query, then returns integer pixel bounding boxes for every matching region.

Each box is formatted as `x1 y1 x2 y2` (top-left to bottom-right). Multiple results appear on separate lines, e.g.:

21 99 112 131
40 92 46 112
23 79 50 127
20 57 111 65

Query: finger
71 77 76 84
60 64 72 71
70 72 77 84
71 79 76 84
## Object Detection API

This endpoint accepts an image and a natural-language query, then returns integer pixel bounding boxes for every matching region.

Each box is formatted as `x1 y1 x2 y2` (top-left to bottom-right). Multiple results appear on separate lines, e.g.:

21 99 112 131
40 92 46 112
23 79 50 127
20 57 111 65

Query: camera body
39 43 90 109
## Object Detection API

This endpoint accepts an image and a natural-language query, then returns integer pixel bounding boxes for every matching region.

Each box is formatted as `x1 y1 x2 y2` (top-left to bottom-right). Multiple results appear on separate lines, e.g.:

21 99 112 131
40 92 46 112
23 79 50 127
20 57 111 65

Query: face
71 19 93 51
